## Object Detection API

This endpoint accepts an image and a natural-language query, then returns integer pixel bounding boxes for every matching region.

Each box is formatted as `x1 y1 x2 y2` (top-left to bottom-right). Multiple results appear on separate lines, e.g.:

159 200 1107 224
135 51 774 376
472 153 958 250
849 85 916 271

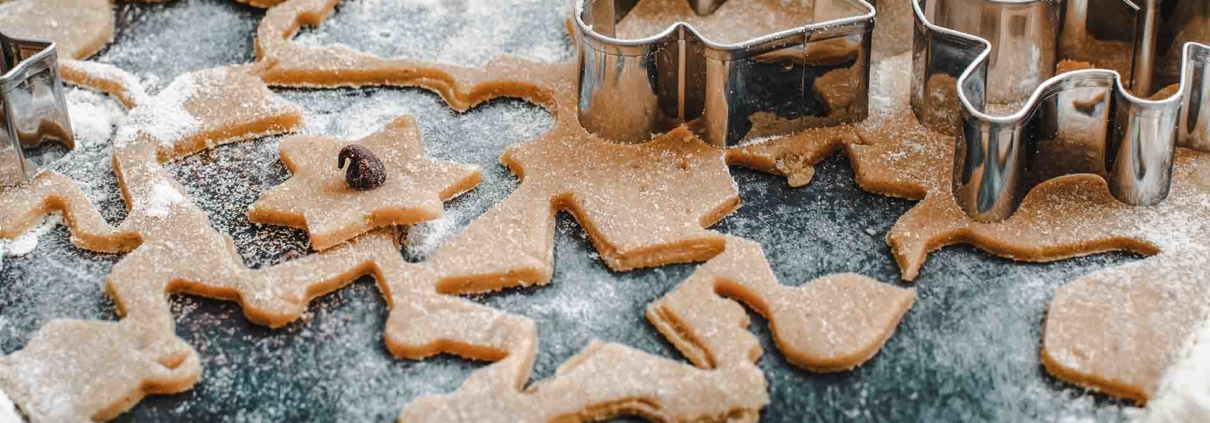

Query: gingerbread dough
59 60 151 110
248 116 480 250
0 1 916 422
398 341 768 423
1042 248 1210 403
614 0 817 45
0 320 200 423
0 66 307 422
248 0 913 421
0 0 112 60
829 47 1210 403
649 236 915 372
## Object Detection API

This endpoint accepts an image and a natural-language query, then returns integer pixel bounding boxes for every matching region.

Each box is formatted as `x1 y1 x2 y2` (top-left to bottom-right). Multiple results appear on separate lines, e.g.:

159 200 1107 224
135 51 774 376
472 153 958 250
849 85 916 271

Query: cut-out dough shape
398 341 769 423
249 116 481 250
0 2 913 422
649 236 915 372
255 0 742 273
0 320 200 423
0 0 113 60
835 53 1210 281
60 59 151 110
0 66 307 422
249 2 915 421
1042 248 1210 403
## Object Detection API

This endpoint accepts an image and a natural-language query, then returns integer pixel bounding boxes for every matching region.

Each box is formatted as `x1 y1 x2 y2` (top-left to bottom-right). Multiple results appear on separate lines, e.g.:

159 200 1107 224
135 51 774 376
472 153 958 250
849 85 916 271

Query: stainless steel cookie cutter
574 0 876 147
911 0 1210 222
1 32 74 186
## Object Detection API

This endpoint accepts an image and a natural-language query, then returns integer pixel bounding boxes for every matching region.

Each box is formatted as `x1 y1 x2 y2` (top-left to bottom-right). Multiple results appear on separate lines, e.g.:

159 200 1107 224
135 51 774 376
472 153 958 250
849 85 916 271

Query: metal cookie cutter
574 0 876 147
911 0 1210 222
1 32 74 186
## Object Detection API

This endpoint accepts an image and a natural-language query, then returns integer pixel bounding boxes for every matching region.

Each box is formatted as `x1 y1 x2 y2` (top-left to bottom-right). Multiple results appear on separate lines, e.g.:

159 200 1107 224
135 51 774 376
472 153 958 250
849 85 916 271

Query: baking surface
0 0 1138 421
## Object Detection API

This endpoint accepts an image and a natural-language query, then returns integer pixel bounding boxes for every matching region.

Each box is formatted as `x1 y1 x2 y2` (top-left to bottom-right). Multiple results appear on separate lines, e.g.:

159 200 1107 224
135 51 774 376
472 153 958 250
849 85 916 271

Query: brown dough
60 59 151 110
0 320 200 423
1042 248 1210 403
0 66 306 423
248 116 480 250
0 2 914 422
838 52 1210 402
836 53 1210 281
614 0 816 45
649 236 915 371
0 0 113 60
398 341 769 423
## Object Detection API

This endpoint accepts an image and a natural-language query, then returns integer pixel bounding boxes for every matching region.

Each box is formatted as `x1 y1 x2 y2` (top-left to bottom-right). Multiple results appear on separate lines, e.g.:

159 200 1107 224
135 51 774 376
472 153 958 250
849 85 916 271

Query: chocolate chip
337 145 386 190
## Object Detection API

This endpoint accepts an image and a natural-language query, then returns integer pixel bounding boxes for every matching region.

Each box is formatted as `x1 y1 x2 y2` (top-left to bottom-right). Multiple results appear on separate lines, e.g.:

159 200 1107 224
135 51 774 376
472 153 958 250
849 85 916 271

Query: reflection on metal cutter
574 0 876 147
912 0 1210 222
1 32 74 186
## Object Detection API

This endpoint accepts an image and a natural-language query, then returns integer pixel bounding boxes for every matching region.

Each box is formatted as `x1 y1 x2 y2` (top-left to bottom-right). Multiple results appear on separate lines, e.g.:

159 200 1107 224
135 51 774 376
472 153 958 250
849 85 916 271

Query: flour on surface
0 387 23 423
143 181 187 219
1128 261 1210 423
0 213 63 270
113 71 203 148
65 88 128 147
293 0 573 68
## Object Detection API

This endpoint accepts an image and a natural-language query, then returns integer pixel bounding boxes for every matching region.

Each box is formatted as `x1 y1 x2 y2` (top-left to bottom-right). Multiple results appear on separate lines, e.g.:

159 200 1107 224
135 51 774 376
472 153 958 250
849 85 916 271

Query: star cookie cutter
1 32 74 187
574 0 876 147
911 0 1210 222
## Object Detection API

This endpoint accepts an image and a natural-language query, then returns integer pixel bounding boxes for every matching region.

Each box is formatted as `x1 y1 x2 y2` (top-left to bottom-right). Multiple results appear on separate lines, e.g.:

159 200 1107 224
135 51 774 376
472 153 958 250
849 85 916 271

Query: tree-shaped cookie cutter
0 32 74 186
574 0 876 147
911 0 1210 222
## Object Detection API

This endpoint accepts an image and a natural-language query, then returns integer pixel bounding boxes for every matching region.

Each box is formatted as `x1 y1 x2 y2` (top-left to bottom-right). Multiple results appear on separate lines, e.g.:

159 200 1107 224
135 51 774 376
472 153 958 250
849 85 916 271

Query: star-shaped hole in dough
248 116 480 251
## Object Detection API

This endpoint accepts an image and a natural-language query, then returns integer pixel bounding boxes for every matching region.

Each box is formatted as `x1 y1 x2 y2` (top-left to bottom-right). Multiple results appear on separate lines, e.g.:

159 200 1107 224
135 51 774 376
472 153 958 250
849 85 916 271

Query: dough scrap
835 53 1210 281
1042 248 1210 403
59 59 151 110
0 2 913 422
0 0 112 60
255 0 742 273
613 0 816 45
0 66 306 422
0 320 200 423
248 116 481 250
398 341 769 423
829 51 1210 402
648 236 915 371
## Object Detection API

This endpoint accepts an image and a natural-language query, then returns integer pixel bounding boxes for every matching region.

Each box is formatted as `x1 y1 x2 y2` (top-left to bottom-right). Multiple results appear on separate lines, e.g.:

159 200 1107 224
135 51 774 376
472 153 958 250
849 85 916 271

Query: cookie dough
1042 248 1210 403
398 341 768 423
649 236 915 371
0 320 200 423
839 53 1210 281
255 0 741 273
249 116 480 250
0 67 305 422
613 0 816 45
0 0 112 60
59 60 151 110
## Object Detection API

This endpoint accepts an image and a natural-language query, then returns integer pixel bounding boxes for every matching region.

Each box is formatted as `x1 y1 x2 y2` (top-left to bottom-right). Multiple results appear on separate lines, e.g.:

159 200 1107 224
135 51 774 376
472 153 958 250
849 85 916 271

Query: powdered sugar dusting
0 213 63 270
293 0 573 68
114 71 202 149
143 181 187 219
0 389 21 423
65 88 127 147
1127 248 1210 423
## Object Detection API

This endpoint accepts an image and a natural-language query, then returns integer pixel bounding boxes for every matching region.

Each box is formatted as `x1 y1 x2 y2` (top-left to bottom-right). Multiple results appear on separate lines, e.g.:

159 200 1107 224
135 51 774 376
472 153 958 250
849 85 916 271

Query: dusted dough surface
1042 248 1210 403
649 236 915 372
0 66 306 422
0 0 113 59
249 116 480 250
0 320 200 423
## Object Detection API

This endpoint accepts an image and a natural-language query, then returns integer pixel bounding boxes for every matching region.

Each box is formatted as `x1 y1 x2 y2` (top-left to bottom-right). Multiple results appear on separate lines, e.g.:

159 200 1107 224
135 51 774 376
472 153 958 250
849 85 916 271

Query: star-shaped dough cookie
248 116 480 250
